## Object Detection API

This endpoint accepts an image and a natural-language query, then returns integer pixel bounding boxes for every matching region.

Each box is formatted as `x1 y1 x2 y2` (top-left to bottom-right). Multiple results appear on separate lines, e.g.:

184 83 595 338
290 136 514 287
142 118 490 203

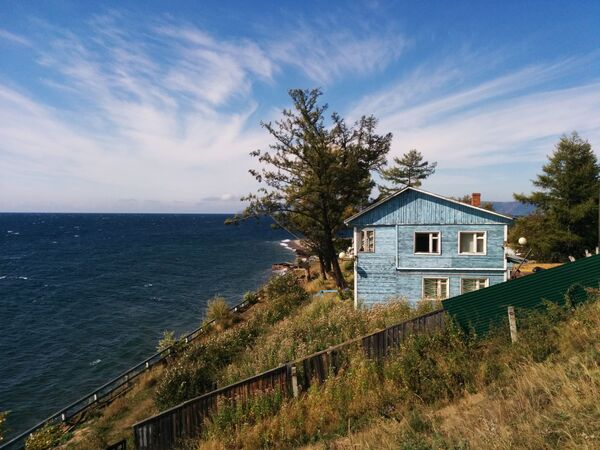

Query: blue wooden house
344 187 513 307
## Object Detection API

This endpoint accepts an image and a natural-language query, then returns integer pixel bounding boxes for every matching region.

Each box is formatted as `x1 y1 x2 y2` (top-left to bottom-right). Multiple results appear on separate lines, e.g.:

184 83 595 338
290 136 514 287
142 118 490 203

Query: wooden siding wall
356 225 506 305
396 224 505 269
349 189 511 227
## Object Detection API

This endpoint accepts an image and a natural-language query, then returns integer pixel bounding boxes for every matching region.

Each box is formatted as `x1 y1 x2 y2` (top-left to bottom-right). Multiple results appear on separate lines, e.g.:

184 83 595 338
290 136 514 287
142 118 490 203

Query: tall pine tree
512 132 599 260
379 149 436 196
237 89 391 288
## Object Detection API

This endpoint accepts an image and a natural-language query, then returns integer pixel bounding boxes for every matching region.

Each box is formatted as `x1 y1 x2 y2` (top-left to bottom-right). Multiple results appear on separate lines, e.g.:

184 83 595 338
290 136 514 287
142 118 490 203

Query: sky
1 1 599 213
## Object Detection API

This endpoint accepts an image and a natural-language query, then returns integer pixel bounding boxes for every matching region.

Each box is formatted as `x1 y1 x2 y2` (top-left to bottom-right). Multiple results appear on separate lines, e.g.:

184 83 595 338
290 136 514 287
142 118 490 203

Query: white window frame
422 277 450 300
413 231 441 255
458 231 487 255
358 228 375 253
461 277 489 294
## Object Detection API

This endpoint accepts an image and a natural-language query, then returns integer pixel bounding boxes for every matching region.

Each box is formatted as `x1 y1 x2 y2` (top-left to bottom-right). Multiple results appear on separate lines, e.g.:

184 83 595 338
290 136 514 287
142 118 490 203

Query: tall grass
204 297 236 331
154 274 309 410
195 292 600 449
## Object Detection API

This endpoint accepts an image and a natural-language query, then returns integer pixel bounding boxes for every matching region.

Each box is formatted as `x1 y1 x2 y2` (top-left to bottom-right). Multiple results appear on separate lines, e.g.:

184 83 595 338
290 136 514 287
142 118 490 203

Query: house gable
346 188 512 227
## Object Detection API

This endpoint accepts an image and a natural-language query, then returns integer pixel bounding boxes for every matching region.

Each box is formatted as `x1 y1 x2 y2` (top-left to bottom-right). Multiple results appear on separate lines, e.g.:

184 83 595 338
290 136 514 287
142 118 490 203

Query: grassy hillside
194 292 600 450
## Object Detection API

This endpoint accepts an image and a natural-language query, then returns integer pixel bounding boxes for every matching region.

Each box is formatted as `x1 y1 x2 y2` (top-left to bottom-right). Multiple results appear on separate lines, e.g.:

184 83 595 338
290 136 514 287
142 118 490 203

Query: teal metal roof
442 254 600 336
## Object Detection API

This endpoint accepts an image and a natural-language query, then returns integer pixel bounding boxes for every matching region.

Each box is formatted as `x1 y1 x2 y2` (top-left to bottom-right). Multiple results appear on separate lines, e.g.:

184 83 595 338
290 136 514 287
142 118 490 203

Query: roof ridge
344 186 513 224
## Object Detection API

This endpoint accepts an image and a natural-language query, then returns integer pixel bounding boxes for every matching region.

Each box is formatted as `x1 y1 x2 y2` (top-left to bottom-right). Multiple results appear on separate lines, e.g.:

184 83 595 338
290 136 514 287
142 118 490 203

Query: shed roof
344 186 513 225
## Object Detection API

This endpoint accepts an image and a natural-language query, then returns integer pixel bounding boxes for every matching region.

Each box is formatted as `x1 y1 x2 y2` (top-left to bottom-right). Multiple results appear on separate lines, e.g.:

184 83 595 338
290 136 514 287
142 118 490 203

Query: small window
414 232 440 254
462 278 488 293
423 278 449 299
459 232 486 254
359 229 375 253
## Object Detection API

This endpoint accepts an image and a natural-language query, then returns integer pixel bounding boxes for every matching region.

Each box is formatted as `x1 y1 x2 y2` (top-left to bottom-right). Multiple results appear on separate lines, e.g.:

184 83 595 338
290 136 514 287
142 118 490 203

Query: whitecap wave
90 359 101 366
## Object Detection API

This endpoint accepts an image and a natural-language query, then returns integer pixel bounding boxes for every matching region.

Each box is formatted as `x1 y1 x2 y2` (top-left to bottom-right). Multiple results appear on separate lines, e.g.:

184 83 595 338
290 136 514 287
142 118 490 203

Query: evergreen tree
379 149 436 195
512 132 599 261
236 89 391 288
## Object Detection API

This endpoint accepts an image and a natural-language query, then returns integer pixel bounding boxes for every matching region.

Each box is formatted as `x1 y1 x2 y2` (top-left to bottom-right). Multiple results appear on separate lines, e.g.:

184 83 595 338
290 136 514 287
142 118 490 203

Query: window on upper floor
423 277 449 299
414 231 440 254
458 231 486 255
359 229 375 253
461 278 489 293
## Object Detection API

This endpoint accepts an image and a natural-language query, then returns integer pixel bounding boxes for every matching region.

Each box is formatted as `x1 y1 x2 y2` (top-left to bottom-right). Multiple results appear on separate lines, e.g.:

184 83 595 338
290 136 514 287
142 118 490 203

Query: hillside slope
195 292 600 449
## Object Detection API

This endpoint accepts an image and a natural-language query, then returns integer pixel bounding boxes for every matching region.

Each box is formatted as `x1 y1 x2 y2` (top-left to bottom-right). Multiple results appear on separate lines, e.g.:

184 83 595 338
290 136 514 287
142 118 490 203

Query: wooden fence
0 298 256 450
133 309 445 450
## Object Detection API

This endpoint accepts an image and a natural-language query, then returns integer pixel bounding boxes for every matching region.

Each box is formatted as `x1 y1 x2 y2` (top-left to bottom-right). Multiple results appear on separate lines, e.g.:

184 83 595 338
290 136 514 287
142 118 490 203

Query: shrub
204 296 236 331
384 323 476 404
512 301 568 363
25 424 68 450
156 330 176 353
204 389 285 440
261 274 309 324
243 290 259 305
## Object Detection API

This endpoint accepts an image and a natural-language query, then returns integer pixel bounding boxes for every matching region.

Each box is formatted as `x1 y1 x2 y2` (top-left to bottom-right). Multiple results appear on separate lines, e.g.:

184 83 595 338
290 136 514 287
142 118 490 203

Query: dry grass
60 366 163 449
300 297 600 450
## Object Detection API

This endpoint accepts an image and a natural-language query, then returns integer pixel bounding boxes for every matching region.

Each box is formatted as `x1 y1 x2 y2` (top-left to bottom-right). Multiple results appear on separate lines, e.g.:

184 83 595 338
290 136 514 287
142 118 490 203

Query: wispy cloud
0 28 31 46
0 15 274 212
350 54 600 173
270 23 407 84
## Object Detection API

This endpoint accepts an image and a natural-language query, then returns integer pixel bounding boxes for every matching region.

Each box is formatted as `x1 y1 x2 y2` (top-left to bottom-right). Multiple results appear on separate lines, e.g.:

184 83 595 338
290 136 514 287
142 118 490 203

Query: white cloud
0 16 275 212
0 28 31 46
270 24 407 84
350 55 600 172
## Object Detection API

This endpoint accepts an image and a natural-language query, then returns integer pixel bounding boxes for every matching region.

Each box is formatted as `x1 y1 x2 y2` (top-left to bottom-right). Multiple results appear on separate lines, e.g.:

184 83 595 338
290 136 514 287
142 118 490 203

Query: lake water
0 213 293 438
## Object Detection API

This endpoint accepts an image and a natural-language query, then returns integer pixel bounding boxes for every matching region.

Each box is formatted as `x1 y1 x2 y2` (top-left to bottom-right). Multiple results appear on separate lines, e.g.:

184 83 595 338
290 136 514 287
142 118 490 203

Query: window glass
423 278 448 299
359 229 375 252
462 278 488 293
415 232 440 254
459 232 485 254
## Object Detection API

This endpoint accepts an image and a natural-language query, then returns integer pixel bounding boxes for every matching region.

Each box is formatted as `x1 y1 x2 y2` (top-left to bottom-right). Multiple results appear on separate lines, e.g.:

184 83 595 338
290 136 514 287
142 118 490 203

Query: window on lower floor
423 278 449 299
414 231 440 254
461 278 489 293
359 229 375 252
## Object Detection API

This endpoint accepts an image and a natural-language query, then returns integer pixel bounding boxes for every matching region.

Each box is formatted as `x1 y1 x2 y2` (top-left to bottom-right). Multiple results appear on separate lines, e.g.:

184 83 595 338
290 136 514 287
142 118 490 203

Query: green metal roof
442 254 600 336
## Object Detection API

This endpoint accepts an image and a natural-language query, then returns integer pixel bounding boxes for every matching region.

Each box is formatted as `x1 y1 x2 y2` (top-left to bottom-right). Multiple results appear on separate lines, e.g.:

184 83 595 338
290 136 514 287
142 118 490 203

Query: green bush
204 296 236 330
25 423 68 450
243 290 260 305
156 330 176 353
205 389 285 438
512 302 568 363
261 274 309 324
384 323 476 404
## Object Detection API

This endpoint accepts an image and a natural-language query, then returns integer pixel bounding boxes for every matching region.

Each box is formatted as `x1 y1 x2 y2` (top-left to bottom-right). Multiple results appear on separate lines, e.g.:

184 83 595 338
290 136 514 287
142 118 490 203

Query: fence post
507 306 518 343
290 365 299 398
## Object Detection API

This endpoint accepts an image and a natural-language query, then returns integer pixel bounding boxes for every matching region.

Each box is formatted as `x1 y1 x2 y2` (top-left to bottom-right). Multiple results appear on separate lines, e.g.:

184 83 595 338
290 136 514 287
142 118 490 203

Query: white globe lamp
518 237 527 246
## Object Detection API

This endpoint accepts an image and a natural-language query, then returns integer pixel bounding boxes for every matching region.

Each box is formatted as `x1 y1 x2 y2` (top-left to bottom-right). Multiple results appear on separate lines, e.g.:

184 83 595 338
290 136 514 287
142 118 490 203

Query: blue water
0 214 293 438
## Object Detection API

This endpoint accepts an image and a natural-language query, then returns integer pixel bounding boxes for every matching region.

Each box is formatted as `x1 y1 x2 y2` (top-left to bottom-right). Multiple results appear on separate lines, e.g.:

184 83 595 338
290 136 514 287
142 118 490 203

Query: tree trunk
324 232 346 289
318 254 327 280
324 254 332 273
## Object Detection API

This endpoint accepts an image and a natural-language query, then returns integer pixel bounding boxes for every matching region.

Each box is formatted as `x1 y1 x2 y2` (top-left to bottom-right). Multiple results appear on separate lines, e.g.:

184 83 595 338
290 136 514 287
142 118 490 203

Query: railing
0 297 257 450
133 309 445 450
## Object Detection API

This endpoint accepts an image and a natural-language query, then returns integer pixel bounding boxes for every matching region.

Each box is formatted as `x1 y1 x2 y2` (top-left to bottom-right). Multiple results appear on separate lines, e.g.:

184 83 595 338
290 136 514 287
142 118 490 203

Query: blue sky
1 1 599 213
